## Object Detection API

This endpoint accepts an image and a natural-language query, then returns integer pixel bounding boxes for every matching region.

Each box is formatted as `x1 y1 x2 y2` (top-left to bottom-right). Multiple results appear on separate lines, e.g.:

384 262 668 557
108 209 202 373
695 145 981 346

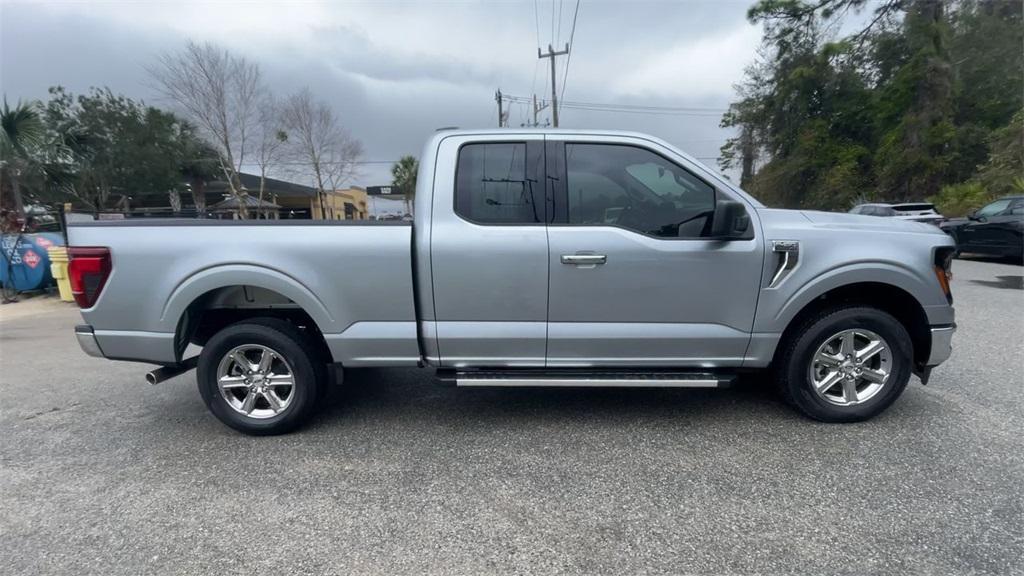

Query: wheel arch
771 281 932 369
164 265 335 363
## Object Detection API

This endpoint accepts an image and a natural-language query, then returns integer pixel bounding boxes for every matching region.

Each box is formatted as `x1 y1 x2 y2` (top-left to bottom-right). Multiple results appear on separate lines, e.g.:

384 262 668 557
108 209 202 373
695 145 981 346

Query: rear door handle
561 254 607 266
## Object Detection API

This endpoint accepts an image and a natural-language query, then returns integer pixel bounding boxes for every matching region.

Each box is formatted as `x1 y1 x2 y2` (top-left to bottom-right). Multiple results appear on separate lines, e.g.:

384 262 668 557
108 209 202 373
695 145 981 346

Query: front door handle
561 254 607 266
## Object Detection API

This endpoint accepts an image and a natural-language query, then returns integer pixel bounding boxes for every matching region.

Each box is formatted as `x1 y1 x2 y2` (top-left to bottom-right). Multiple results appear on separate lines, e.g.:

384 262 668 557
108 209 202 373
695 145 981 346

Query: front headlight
933 246 955 304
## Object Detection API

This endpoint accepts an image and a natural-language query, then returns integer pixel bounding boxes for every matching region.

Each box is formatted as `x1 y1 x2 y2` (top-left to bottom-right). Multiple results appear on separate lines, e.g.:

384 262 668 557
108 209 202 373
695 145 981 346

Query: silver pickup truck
69 129 956 434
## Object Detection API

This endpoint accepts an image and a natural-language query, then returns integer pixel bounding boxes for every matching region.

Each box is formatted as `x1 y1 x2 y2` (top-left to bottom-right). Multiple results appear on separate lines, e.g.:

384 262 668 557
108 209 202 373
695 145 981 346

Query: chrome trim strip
74 325 105 358
926 325 955 366
456 377 726 388
769 240 799 288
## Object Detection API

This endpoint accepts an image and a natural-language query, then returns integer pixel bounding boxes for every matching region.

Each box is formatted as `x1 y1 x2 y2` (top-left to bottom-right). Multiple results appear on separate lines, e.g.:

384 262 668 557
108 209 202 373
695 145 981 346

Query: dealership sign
367 186 400 196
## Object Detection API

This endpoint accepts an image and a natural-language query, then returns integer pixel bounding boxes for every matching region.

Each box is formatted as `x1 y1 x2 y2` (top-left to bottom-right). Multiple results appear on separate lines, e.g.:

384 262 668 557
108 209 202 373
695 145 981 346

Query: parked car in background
68 129 957 435
940 195 1024 260
849 203 945 225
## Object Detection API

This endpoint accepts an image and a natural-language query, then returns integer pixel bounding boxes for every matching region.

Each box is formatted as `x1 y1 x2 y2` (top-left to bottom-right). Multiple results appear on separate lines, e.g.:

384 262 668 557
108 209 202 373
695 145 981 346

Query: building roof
210 195 282 211
206 173 319 198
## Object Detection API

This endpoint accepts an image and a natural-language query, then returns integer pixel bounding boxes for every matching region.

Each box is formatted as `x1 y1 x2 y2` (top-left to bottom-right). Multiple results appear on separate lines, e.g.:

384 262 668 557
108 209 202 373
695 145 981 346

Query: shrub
929 182 993 217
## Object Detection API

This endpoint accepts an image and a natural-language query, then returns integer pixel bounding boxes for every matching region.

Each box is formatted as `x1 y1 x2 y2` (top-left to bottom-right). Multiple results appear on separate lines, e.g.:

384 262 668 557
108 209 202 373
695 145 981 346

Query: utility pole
495 89 504 127
538 43 569 127
531 94 550 128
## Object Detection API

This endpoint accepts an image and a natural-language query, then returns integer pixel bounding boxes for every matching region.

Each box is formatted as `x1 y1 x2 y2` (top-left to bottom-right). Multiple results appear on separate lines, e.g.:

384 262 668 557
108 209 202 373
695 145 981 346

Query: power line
558 99 726 113
533 0 541 48
556 0 564 45
502 94 726 116
560 0 581 109
550 0 555 46
531 0 542 97
556 105 723 117
503 94 726 112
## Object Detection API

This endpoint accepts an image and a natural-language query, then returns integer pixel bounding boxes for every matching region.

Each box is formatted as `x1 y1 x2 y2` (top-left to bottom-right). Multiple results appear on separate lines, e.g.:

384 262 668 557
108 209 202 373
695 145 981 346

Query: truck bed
68 219 420 366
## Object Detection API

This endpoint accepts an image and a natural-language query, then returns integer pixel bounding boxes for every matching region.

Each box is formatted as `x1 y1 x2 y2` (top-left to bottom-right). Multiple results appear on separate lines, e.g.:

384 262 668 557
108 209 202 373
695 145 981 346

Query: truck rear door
427 134 548 367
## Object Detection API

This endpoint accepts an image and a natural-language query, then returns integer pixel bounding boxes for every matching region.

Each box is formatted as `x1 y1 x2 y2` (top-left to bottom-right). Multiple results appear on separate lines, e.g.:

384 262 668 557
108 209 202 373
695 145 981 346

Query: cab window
564 144 716 238
455 142 542 224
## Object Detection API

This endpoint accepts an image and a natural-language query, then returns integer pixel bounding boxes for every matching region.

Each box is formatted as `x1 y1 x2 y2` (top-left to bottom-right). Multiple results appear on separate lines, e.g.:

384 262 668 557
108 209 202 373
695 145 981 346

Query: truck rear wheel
775 305 913 423
197 318 325 435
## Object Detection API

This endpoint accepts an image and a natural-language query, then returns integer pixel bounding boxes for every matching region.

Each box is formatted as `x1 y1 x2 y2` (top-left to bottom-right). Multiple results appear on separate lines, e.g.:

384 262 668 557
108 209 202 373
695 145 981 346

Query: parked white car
849 202 944 225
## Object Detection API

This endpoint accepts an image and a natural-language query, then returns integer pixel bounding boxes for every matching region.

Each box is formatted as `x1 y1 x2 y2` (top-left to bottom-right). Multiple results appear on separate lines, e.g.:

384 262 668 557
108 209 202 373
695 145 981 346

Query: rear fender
161 264 335 336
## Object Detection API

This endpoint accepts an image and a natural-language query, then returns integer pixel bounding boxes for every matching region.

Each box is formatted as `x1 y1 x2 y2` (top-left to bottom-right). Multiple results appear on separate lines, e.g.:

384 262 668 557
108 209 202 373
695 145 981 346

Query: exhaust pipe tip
145 356 199 386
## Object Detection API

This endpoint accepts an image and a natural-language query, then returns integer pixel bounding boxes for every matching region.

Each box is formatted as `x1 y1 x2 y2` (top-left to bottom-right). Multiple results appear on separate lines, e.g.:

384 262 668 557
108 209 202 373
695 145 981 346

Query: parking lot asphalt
1 258 1022 575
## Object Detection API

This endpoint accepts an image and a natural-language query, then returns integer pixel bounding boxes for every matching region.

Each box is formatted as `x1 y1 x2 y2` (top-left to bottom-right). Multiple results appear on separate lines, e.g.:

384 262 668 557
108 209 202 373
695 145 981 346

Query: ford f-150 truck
69 129 956 434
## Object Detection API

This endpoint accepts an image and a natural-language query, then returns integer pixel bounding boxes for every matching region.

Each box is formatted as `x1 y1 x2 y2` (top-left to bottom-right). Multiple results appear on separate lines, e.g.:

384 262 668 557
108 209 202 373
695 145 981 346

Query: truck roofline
424 128 765 209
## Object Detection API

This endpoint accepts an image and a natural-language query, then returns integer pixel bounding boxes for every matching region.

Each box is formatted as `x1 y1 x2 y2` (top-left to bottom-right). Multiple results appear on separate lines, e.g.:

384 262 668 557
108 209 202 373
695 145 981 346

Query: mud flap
915 365 932 385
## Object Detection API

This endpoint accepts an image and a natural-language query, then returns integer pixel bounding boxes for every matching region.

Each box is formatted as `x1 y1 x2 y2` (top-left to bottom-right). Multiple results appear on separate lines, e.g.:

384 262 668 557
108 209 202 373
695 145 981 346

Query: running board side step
440 370 735 388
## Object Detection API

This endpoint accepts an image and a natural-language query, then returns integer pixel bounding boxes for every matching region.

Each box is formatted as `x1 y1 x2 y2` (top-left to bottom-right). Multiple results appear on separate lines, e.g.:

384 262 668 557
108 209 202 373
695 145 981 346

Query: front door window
565 143 716 238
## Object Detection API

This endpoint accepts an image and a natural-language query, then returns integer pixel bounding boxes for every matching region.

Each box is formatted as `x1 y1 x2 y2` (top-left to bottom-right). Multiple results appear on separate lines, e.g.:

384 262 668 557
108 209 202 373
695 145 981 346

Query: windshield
893 204 936 213
977 199 1011 217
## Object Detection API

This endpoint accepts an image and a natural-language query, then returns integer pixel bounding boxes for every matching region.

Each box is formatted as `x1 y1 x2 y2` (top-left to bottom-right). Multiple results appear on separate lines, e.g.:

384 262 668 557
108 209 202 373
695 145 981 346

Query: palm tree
391 155 418 215
0 99 47 219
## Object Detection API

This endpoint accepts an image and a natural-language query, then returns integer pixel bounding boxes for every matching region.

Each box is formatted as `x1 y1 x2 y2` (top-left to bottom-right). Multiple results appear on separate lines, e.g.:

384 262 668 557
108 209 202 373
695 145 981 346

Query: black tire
775 305 914 423
197 318 326 435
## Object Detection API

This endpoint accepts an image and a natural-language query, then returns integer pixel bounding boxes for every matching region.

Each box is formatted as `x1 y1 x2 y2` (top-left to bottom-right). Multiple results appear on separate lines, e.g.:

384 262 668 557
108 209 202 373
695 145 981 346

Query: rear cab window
454 142 544 224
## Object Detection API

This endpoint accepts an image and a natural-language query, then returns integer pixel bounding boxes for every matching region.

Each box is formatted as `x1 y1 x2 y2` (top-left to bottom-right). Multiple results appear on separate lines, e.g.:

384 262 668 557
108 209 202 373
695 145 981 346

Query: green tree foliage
42 87 211 212
722 0 1023 210
1 99 48 216
391 155 419 213
873 1 956 200
933 109 1024 216
975 110 1024 198
0 97 87 226
179 133 221 214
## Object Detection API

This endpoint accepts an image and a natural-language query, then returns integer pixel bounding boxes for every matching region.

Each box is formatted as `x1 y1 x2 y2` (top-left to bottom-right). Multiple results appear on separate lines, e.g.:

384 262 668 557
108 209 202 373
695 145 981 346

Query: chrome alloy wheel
808 328 892 406
216 344 295 419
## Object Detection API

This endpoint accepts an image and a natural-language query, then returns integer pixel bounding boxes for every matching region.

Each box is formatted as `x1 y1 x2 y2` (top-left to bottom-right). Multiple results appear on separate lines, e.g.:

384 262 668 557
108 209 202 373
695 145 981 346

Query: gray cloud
1 1 759 185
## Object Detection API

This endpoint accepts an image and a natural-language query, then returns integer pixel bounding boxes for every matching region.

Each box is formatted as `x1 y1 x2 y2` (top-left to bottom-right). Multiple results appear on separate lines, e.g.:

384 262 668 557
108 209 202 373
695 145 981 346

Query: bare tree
282 88 362 219
148 41 264 218
323 137 364 193
254 95 288 219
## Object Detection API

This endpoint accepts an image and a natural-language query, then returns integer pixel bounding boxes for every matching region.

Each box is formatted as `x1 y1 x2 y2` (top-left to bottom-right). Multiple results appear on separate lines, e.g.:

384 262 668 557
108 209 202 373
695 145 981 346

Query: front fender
756 260 947 334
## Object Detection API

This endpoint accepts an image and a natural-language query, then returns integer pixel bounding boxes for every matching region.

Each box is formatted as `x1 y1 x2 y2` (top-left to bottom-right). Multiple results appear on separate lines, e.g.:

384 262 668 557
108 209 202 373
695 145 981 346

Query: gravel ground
1 258 1022 575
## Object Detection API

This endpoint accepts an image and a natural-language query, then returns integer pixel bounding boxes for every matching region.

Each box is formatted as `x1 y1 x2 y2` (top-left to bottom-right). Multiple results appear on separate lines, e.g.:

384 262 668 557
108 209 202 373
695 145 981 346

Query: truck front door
427 134 548 367
544 137 764 367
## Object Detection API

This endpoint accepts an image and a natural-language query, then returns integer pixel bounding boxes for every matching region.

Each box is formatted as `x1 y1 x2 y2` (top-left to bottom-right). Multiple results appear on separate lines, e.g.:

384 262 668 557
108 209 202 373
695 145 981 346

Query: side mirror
710 200 750 239
967 212 983 222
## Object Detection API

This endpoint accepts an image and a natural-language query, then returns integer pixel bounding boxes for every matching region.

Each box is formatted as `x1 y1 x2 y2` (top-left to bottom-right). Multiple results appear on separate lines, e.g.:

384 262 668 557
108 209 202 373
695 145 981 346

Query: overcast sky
0 0 764 186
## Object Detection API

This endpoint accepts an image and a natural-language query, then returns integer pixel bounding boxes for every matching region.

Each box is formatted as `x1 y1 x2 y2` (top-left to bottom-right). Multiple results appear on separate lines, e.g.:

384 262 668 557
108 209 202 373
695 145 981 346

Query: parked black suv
940 196 1024 260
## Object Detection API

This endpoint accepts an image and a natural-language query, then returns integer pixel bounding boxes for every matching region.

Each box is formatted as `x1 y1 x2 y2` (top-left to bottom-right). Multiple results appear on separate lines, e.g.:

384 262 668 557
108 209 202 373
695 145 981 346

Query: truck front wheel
775 305 914 423
197 319 325 435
